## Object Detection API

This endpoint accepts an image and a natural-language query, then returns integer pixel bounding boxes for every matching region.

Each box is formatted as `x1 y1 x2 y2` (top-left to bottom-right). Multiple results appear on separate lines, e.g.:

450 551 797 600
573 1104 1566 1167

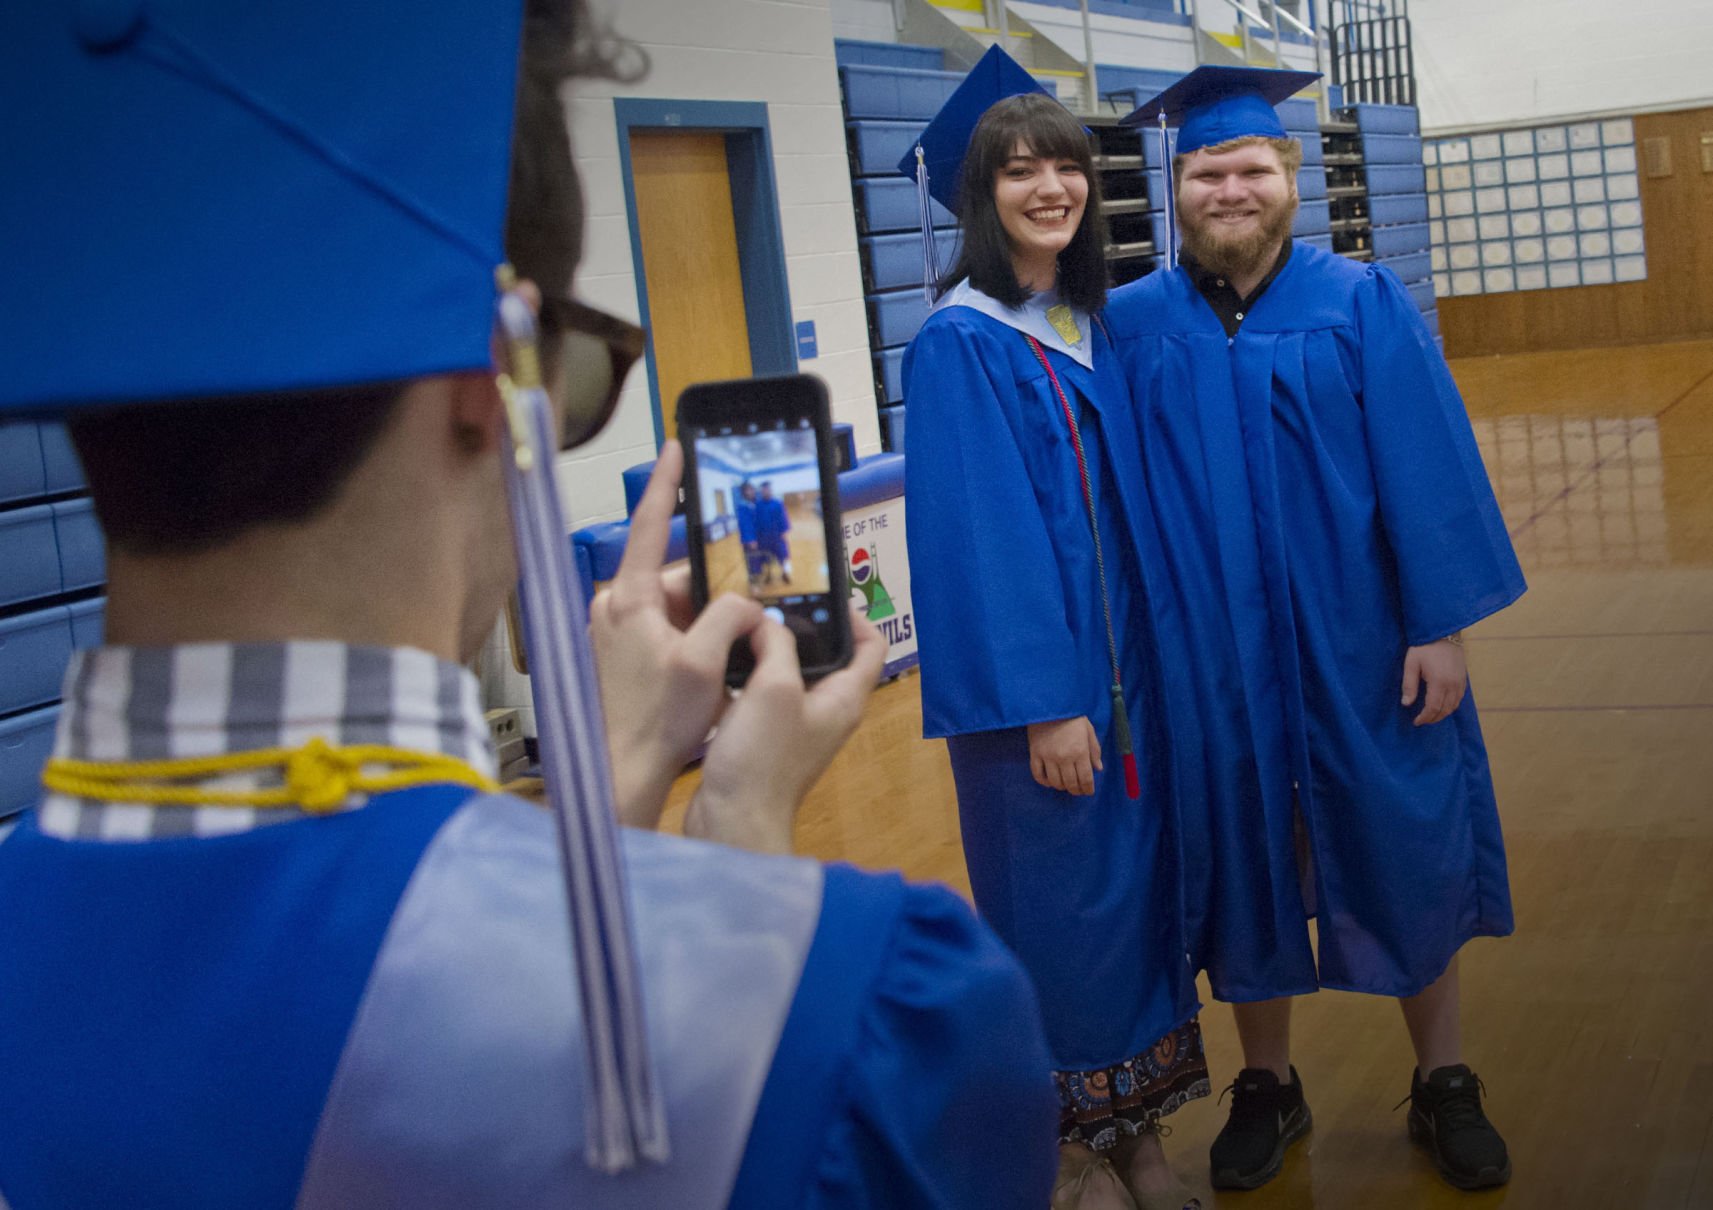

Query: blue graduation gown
1106 242 1526 1002
903 302 1198 1072
0 790 1057 1208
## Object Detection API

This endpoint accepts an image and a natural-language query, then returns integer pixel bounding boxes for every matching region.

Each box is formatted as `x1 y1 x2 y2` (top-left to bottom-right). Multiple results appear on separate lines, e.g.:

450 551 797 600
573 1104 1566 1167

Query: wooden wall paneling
1440 105 1713 358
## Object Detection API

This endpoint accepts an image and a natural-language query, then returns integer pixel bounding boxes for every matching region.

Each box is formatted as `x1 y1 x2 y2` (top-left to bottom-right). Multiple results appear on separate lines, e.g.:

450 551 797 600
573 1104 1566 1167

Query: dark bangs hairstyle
940 92 1109 312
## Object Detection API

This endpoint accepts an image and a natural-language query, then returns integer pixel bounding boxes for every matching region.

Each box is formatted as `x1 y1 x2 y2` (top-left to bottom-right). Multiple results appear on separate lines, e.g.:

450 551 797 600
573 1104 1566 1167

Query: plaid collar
36 641 494 842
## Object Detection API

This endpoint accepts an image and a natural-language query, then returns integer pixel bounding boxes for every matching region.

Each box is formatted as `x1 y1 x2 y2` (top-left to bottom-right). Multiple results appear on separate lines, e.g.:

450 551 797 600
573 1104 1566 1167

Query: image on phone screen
691 423 830 604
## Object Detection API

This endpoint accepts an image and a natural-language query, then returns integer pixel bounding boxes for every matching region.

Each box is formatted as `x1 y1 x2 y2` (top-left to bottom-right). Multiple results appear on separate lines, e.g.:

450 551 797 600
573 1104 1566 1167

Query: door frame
615 99 798 446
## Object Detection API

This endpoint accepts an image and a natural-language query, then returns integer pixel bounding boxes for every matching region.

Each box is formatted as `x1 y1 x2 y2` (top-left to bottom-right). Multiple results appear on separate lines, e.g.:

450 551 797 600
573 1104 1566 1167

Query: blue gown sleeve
1356 267 1526 644
903 314 1086 737
805 882 1059 1209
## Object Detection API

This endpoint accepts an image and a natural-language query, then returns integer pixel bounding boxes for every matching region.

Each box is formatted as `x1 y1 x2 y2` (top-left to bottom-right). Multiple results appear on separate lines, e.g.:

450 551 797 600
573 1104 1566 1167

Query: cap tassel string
1156 112 1177 272
495 280 668 1173
914 145 941 305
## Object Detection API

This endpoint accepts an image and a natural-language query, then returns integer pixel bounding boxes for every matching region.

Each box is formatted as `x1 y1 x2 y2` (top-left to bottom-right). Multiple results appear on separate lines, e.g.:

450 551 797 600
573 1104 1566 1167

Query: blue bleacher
1293 199 1332 238
1301 232 1336 252
1 417 103 821
876 346 905 405
848 120 927 177
1372 222 1431 261
1365 162 1427 196
1360 133 1425 165
840 64 963 122
869 289 933 348
854 176 954 234
1297 170 1328 201
1378 249 1433 283
865 229 962 292
1369 192 1429 226
1347 104 1419 137
834 39 944 71
880 404 906 454
1407 278 1436 313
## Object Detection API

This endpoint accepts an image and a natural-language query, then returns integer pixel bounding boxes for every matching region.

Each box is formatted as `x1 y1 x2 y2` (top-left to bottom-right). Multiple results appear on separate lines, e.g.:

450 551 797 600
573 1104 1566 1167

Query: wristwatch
1442 631 1465 647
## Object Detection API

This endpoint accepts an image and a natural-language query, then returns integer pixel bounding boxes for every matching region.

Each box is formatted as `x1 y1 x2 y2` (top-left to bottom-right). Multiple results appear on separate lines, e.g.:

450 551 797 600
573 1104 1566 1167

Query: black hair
938 92 1108 312
71 0 642 556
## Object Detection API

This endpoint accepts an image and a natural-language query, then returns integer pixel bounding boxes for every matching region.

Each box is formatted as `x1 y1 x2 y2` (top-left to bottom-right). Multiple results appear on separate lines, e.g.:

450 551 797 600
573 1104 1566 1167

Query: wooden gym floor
704 500 832 599
662 336 1713 1209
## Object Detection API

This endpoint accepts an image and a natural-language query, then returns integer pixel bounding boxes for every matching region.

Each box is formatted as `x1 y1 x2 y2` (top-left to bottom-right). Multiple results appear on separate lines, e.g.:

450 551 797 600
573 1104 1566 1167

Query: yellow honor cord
41 737 498 812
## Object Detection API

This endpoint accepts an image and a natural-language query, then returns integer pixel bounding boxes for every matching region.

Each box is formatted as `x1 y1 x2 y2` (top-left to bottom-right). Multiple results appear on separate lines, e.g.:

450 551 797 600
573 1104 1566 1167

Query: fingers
805 608 886 734
1400 648 1423 708
680 592 765 683
660 564 695 631
610 441 684 604
1086 719 1103 774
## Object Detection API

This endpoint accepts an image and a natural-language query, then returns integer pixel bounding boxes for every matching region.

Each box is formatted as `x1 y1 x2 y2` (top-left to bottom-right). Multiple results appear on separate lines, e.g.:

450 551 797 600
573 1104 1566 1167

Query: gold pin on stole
1047 304 1082 346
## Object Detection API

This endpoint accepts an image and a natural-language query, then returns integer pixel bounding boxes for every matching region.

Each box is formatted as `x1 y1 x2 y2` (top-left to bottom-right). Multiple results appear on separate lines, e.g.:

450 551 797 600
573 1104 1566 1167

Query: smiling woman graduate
900 46 1209 1210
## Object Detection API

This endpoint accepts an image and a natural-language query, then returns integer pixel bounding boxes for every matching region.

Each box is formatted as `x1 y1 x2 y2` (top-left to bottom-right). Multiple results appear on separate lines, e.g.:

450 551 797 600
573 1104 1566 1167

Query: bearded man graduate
0 2 1060 1206
1105 68 1526 1194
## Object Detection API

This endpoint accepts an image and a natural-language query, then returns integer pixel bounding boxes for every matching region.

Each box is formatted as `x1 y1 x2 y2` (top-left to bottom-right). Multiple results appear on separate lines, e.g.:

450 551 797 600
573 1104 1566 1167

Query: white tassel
496 288 669 1173
914 144 940 305
1157 113 1177 272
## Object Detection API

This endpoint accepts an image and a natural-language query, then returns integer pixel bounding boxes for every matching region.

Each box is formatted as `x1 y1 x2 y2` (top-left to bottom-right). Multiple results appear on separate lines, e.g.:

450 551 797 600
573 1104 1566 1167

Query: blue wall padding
1371 222 1431 259
840 452 905 512
51 498 106 593
0 504 63 607
38 424 86 494
840 65 963 122
1 705 60 820
1347 103 1420 136
0 606 75 717
0 423 47 505
1369 192 1430 226
1365 163 1427 196
622 461 653 517
832 423 857 473
1377 249 1432 283
854 177 955 235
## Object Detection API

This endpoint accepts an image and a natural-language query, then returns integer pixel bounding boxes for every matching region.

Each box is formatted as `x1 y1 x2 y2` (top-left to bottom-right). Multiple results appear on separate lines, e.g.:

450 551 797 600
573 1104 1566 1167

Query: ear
447 371 508 456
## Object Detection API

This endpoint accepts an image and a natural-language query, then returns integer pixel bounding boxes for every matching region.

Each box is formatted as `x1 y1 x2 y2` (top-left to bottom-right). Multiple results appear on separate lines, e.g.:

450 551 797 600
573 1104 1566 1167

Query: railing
1190 0 1332 117
1331 10 1415 106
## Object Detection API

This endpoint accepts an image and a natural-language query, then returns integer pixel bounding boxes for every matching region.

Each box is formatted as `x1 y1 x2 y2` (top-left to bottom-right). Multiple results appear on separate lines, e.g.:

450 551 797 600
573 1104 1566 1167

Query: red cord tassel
1110 685 1140 801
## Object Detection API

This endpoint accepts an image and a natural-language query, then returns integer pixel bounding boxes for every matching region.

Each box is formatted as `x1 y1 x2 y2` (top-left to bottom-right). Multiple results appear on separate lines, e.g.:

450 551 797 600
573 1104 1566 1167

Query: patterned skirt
1055 1019 1211 1150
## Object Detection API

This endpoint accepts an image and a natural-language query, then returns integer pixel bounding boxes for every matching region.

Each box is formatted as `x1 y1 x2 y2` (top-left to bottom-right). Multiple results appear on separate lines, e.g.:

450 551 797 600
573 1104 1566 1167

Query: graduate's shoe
1406 1065 1511 1190
1208 1067 1311 1190
1052 1144 1138 1210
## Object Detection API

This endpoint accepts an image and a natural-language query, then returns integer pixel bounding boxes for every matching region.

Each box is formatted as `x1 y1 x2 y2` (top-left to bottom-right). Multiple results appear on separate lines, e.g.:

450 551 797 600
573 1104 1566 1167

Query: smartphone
679 374 852 685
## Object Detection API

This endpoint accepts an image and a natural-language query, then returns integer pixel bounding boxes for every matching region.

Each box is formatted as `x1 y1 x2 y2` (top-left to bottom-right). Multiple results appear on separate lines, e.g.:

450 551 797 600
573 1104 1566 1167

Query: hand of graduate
1026 716 1103 796
590 440 767 829
685 604 887 854
1401 638 1468 727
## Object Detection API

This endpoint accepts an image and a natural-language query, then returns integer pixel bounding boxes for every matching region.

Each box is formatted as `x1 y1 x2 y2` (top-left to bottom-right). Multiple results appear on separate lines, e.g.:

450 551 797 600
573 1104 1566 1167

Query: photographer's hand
590 440 765 829
685 604 886 854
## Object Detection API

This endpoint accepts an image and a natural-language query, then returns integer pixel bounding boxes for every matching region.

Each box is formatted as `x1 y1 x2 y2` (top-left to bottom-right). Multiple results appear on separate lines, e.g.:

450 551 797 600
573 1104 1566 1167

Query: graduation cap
895 44 1053 300
1119 65 1321 269
0 0 664 1174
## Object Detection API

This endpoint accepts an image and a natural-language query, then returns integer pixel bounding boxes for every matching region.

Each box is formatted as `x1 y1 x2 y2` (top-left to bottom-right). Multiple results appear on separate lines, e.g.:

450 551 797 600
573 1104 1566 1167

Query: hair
938 92 1108 313
1171 135 1303 186
71 0 643 556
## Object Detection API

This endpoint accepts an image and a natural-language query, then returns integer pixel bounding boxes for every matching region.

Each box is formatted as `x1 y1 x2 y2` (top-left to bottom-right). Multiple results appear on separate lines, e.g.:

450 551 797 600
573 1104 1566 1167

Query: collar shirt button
1235 311 1245 320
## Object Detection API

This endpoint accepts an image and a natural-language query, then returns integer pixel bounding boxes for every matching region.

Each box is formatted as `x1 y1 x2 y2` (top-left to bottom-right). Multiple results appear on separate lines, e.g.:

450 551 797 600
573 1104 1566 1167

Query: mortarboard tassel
495 282 669 1174
1156 112 1177 272
1111 684 1140 800
914 144 941 305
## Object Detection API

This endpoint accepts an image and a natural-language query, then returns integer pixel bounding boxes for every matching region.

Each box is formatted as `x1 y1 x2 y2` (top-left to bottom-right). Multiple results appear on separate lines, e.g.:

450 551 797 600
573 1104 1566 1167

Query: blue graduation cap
0 0 665 1174
895 44 1052 299
1119 65 1320 270
1119 64 1320 154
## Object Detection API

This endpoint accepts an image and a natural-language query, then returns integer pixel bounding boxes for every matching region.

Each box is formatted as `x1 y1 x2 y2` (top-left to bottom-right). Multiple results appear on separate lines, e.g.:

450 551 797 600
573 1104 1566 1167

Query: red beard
1177 191 1299 279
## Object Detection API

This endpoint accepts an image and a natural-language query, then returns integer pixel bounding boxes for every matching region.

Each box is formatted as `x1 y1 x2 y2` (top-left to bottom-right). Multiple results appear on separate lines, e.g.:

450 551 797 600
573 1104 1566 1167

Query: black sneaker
1209 1066 1312 1190
1406 1064 1511 1190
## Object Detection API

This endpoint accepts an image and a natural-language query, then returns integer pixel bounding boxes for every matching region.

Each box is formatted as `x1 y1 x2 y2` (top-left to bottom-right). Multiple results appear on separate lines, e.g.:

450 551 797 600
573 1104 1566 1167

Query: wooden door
629 131 753 440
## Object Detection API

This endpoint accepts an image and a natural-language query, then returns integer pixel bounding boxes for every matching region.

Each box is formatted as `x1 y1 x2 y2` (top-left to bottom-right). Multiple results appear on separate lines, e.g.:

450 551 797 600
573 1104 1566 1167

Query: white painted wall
831 0 900 42
558 0 878 529
1412 0 1713 133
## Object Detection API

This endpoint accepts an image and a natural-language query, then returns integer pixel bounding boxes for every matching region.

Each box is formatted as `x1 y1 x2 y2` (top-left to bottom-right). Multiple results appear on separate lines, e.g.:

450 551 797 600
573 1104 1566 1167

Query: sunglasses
537 295 647 450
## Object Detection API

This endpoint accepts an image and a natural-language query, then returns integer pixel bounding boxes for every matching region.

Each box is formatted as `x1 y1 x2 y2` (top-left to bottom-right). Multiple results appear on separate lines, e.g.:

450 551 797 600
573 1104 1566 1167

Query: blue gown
757 496 791 562
904 300 1199 1073
1106 242 1526 1002
0 788 1057 1208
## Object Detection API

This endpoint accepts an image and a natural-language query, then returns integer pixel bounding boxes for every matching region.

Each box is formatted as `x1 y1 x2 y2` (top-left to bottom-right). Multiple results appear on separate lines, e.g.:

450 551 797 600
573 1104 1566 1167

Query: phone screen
681 390 849 682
